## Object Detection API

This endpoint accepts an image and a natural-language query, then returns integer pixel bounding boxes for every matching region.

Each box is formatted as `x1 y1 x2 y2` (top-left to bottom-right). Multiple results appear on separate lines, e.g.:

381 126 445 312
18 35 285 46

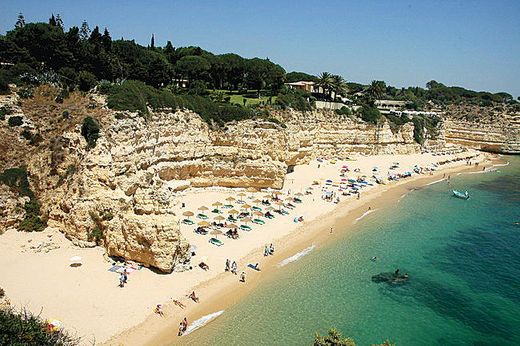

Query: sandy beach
0 150 495 345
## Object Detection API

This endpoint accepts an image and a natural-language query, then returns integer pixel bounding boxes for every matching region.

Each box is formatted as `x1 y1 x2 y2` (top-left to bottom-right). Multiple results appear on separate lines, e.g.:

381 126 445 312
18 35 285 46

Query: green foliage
276 88 313 111
55 88 69 103
97 80 112 94
0 71 9 94
335 106 352 116
0 306 80 345
359 106 382 124
78 71 97 92
0 105 12 120
0 167 46 232
107 80 265 126
313 328 356 346
62 110 70 119
81 116 100 148
286 71 317 83
18 86 34 98
8 115 23 127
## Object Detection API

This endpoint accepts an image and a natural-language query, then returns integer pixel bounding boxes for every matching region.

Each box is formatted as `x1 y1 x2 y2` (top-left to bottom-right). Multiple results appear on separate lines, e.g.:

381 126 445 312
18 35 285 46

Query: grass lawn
210 89 277 106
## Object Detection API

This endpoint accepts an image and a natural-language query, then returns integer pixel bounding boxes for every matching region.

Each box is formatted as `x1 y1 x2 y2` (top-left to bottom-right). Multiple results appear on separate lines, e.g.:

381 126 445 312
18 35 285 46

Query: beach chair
240 225 253 231
252 218 265 225
182 219 194 225
209 237 224 246
197 213 208 219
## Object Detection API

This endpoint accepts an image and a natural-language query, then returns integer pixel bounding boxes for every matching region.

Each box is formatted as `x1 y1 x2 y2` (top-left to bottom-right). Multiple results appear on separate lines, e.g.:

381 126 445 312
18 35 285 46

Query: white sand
0 151 487 344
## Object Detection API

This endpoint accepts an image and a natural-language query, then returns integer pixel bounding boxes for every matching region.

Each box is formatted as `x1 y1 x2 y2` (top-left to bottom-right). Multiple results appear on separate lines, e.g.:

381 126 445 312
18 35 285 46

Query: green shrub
55 88 69 103
78 71 97 92
359 106 382 124
0 306 80 345
81 117 100 148
0 167 46 232
8 116 23 127
0 71 9 94
335 106 352 116
18 87 34 99
275 89 312 111
97 80 112 94
0 105 12 120
107 80 261 126
62 110 70 119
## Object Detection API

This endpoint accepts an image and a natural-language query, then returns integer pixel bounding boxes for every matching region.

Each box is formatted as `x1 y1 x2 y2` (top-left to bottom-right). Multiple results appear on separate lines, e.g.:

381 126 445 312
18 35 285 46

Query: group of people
225 259 238 274
178 317 188 336
264 243 275 256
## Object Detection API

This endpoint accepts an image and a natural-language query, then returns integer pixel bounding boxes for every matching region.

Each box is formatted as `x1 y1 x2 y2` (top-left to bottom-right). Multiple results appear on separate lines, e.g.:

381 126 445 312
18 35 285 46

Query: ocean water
184 157 520 346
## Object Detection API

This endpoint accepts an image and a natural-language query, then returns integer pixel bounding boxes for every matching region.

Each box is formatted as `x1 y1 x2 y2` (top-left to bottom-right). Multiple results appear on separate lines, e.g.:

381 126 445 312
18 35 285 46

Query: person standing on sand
240 271 246 283
231 261 237 274
119 273 125 288
225 259 230 272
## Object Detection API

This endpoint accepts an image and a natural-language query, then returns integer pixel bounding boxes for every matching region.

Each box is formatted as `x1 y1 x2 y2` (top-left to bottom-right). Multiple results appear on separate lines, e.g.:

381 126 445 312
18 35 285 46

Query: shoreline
105 153 497 346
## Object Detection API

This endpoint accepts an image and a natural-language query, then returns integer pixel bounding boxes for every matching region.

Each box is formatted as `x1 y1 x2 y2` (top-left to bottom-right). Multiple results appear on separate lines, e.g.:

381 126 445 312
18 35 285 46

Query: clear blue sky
1 0 519 97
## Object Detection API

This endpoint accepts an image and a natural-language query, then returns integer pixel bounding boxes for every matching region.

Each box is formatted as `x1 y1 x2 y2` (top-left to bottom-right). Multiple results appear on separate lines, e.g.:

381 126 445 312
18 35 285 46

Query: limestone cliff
1 87 421 272
442 104 520 154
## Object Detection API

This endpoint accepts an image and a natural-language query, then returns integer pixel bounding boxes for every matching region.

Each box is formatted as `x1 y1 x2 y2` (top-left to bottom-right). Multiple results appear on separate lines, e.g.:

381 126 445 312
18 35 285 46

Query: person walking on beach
240 271 246 283
119 273 125 288
269 243 275 255
264 245 269 256
231 261 237 275
225 259 230 272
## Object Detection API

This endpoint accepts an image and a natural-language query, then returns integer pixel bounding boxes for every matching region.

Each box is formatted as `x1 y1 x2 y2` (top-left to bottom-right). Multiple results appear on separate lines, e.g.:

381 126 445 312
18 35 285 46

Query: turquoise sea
185 157 520 346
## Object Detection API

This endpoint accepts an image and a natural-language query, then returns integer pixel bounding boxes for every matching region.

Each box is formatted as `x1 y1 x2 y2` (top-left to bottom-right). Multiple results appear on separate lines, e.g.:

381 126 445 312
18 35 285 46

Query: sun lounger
209 237 224 246
197 213 208 219
223 204 234 209
182 219 194 225
228 216 238 222
240 225 252 231
194 227 208 235
211 208 221 214
252 218 265 225
252 206 262 211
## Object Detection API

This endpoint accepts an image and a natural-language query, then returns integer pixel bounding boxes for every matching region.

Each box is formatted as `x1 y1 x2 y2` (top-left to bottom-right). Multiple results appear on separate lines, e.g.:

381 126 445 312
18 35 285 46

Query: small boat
452 190 470 200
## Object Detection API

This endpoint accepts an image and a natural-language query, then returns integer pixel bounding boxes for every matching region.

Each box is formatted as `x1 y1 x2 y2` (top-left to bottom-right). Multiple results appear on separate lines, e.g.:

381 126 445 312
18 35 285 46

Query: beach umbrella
242 217 252 224
227 223 238 229
241 203 252 209
253 211 263 217
295 192 303 196
198 221 210 227
228 209 239 214
266 206 275 211
214 215 225 221
252 199 261 205
182 211 194 219
285 197 292 201
225 196 236 202
212 201 223 207
198 206 208 211
210 230 223 238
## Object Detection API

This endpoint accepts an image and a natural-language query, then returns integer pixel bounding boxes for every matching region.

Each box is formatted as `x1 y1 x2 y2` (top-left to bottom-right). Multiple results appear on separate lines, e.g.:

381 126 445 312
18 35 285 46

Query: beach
0 150 494 345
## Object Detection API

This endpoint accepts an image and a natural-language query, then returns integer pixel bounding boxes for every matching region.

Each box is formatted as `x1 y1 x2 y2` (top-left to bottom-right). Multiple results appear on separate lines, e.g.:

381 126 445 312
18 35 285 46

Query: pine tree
15 13 25 29
55 14 64 30
79 20 90 41
49 14 57 26
150 34 155 49
102 28 112 51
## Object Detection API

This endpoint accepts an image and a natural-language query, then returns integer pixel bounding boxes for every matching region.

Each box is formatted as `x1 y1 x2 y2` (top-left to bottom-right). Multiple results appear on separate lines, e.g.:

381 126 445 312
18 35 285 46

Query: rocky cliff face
1 88 421 272
443 104 520 154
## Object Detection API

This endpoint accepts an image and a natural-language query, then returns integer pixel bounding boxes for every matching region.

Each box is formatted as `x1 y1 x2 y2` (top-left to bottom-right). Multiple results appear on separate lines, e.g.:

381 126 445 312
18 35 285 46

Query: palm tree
317 72 334 100
367 80 386 100
331 74 348 99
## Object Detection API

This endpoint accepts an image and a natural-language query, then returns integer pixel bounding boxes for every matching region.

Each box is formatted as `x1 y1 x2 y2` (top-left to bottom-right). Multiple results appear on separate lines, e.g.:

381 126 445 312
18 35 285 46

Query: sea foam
183 310 225 336
426 178 445 186
278 245 315 267
353 209 375 224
